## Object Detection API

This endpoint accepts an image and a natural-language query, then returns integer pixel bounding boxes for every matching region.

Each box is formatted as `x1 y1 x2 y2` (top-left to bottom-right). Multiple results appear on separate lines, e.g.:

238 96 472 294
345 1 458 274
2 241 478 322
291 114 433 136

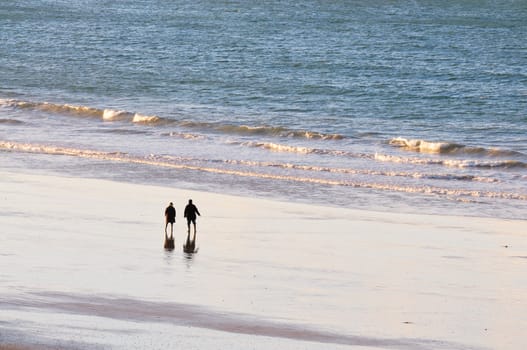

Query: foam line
1 141 524 201
375 153 527 169
389 137 524 157
2 98 345 140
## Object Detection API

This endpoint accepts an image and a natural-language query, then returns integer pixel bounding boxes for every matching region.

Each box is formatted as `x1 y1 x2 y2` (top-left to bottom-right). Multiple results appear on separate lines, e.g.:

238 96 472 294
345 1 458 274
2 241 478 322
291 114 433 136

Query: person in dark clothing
165 202 176 237
184 199 200 234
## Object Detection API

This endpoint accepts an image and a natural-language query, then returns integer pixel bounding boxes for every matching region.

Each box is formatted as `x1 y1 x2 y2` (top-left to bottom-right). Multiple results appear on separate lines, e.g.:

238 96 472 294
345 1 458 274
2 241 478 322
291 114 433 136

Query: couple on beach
164 199 201 238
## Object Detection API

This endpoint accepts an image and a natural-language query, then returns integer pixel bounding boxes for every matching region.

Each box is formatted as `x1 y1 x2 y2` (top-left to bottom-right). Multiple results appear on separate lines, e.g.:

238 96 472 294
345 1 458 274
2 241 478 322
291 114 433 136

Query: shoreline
1 170 526 349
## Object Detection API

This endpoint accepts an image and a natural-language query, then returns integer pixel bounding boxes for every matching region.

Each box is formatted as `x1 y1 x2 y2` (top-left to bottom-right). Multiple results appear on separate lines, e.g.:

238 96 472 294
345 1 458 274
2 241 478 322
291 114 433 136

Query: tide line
2 141 525 201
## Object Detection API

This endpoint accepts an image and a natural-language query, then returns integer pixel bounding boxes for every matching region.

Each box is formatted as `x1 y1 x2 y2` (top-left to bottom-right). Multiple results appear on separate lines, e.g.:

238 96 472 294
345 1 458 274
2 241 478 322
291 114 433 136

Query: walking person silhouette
184 199 200 234
164 202 176 238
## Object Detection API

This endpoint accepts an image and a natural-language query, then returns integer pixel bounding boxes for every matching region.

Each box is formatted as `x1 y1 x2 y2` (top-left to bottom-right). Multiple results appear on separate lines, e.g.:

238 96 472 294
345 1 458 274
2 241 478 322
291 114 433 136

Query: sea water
1 0 526 219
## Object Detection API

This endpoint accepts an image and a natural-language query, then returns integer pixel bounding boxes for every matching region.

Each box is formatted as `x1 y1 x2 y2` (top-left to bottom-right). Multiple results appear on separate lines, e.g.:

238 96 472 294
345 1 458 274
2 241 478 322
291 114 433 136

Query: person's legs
170 222 174 237
187 218 191 233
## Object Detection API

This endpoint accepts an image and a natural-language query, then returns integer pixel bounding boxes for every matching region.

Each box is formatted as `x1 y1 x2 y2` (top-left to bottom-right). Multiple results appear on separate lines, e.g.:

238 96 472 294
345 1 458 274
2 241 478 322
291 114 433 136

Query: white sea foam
230 141 358 157
221 159 498 183
389 137 525 158
2 99 347 143
375 153 442 165
389 137 464 154
103 109 131 121
0 98 17 107
443 159 527 169
226 141 313 154
164 131 206 140
0 141 120 158
214 124 344 140
132 113 161 124
375 153 527 169
2 140 521 201
259 142 312 154
176 121 344 140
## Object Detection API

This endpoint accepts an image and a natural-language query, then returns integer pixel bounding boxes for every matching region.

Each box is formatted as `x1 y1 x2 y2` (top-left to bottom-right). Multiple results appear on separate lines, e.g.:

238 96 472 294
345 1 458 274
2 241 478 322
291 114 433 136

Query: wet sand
1 170 526 349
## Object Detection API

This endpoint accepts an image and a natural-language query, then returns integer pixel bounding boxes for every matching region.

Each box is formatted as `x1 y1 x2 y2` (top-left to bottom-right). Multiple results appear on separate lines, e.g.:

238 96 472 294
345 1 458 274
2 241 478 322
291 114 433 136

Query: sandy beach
3 0 527 348
1 170 526 350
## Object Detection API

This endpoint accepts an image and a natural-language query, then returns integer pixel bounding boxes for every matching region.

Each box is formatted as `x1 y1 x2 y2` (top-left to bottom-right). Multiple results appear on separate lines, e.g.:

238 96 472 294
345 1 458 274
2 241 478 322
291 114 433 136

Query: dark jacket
184 204 200 220
165 205 176 222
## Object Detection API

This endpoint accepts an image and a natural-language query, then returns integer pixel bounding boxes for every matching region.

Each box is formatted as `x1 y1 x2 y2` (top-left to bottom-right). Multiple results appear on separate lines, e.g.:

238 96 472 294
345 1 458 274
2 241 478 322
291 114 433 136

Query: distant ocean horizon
1 0 526 219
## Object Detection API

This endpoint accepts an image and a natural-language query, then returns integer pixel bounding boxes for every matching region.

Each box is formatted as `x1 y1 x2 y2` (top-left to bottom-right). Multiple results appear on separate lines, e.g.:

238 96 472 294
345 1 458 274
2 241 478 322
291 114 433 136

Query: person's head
169 202 173 206
188 199 193 204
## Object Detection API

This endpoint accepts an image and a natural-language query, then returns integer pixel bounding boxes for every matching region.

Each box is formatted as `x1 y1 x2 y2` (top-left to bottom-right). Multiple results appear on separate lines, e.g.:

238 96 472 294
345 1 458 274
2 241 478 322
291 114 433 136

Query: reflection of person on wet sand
164 202 176 237
183 230 197 254
184 199 200 234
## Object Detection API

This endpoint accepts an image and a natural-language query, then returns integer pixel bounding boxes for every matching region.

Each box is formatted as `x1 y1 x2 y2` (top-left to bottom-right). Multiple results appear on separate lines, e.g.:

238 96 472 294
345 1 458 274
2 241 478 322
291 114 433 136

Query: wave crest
389 137 524 157
2 98 344 141
103 109 132 121
181 122 344 140
229 141 361 157
389 137 465 154
215 125 343 140
2 140 524 201
132 113 162 124
162 132 206 140
375 153 527 169
3 99 103 118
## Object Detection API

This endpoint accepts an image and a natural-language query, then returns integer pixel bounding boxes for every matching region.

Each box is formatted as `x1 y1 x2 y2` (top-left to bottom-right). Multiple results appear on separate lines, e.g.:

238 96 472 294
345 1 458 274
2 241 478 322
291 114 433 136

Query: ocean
1 0 526 219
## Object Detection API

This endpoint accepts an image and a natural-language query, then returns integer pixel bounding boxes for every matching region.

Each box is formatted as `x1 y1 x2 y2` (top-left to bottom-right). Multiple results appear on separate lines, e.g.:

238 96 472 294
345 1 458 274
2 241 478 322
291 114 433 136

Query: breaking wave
219 159 499 183
2 140 523 201
389 137 524 157
2 99 103 118
177 121 344 140
102 109 132 121
0 141 127 158
132 113 162 124
228 141 363 157
375 153 527 169
215 124 344 140
162 131 206 140
2 98 344 140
